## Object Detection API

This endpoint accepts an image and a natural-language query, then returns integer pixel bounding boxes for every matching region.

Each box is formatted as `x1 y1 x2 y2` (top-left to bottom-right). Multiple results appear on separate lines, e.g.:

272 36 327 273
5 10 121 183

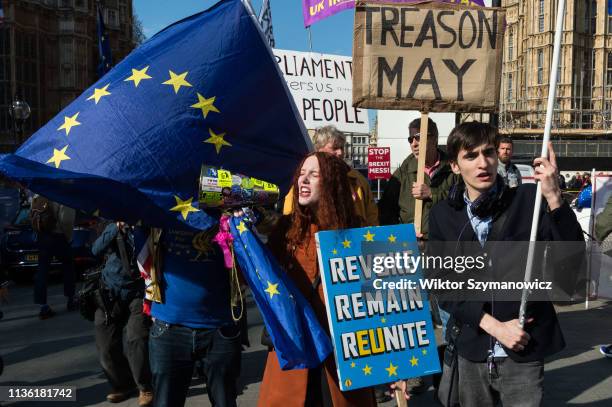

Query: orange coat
257 220 376 407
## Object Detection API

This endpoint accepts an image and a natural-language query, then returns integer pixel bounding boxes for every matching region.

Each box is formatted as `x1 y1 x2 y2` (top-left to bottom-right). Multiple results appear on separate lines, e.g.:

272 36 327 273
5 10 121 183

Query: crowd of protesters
4 120 610 407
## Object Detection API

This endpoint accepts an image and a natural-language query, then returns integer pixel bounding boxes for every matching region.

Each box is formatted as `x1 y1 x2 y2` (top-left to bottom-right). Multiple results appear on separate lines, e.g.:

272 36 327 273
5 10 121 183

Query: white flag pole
518 0 566 327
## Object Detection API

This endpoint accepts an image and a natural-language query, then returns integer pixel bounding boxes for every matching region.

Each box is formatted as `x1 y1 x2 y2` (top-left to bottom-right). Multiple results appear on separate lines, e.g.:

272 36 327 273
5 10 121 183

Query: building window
607 53 612 87
538 0 544 32
591 0 597 34
106 9 119 28
537 49 544 84
508 28 513 60
507 73 513 101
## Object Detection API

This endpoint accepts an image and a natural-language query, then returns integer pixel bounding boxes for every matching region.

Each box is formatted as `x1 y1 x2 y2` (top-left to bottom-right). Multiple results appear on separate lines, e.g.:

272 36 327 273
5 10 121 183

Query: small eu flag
229 215 332 369
97 5 113 77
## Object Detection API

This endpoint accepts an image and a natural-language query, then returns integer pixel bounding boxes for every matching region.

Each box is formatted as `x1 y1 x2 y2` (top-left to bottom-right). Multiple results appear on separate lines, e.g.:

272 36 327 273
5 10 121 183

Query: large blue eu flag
0 0 311 231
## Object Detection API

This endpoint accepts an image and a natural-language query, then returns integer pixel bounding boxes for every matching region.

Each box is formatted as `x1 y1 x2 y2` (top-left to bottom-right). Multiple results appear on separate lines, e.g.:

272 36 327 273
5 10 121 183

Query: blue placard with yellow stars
315 224 440 391
0 0 310 231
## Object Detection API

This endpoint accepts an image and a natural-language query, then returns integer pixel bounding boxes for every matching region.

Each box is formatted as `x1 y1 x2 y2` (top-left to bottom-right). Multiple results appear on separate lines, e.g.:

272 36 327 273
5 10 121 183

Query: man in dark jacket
428 122 584 406
92 222 153 406
378 117 456 237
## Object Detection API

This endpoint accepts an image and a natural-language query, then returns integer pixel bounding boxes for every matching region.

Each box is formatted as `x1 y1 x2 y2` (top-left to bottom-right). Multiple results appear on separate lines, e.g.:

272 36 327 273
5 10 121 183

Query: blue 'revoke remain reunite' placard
315 224 440 391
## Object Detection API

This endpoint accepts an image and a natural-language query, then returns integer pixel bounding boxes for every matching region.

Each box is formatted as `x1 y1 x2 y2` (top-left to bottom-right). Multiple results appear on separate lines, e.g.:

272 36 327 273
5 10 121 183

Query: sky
133 0 356 57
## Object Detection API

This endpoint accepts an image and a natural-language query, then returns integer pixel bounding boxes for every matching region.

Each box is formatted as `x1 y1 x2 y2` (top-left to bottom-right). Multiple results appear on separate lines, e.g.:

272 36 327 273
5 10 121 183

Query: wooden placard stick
413 111 429 236
395 388 408 407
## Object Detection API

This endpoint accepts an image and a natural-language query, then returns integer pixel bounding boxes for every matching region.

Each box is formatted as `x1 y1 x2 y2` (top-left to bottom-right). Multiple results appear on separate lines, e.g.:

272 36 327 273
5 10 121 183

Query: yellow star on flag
169 196 200 220
388 234 397 243
410 356 419 366
191 93 220 118
162 70 192 93
57 113 81 136
350 362 356 368
363 230 375 241
204 129 231 154
86 84 111 104
362 364 372 375
236 221 247 235
46 145 70 168
344 379 352 388
332 249 338 255
341 239 351 248
381 317 386 324
422 349 428 355
125 66 152 87
385 362 398 377
264 281 280 298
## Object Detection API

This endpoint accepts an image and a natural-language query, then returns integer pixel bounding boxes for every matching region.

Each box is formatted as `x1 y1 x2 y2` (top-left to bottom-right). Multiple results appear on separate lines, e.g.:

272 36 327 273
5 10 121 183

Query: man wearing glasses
378 118 457 238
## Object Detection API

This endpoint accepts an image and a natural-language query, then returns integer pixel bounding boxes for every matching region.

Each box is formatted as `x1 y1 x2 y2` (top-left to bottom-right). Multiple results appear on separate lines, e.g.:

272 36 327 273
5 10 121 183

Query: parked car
1 206 100 281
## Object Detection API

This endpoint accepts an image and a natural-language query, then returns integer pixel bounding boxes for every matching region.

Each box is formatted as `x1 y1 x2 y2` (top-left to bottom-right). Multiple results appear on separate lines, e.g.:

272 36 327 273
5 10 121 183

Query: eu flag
0 0 311 231
97 5 113 78
229 215 333 369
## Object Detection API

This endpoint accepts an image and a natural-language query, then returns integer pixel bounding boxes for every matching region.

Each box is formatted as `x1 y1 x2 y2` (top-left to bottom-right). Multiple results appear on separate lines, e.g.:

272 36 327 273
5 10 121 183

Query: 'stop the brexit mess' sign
352 1 505 112
315 224 440 391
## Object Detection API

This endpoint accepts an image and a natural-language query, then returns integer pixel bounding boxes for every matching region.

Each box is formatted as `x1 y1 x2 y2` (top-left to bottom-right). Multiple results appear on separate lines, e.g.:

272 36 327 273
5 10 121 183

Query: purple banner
302 0 487 27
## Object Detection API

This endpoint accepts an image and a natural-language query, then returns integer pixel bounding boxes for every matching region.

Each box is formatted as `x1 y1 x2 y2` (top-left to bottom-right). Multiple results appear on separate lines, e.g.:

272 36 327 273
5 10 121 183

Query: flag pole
518 0 566 327
307 26 313 51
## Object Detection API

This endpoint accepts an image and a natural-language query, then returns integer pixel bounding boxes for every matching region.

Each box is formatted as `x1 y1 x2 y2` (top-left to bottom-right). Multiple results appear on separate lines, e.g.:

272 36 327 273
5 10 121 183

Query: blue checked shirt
464 188 508 357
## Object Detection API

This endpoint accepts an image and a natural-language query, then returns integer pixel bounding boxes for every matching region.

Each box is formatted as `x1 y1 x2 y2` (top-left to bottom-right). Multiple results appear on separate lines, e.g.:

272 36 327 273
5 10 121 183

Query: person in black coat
428 122 584 407
92 222 153 406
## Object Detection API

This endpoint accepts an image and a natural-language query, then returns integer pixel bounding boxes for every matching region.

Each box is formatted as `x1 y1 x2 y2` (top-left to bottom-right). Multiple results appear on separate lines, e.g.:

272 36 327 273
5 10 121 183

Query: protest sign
315 224 440 391
273 49 369 133
352 1 505 112
368 147 391 180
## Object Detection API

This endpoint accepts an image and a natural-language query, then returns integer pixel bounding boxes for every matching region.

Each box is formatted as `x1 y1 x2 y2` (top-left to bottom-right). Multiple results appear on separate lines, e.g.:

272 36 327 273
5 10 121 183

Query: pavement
0 280 610 406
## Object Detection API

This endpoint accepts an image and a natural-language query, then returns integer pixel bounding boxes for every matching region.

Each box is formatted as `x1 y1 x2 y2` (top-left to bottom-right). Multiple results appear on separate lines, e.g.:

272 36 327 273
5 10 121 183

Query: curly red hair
286 152 359 248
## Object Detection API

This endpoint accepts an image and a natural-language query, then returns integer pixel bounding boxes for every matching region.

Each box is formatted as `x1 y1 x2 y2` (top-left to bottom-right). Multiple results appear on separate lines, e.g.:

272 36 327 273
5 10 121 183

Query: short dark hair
499 136 513 145
447 122 499 162
408 117 438 138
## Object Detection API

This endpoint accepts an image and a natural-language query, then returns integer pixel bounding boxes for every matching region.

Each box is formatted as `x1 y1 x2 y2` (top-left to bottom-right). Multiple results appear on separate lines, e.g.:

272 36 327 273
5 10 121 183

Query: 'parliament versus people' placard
274 49 370 133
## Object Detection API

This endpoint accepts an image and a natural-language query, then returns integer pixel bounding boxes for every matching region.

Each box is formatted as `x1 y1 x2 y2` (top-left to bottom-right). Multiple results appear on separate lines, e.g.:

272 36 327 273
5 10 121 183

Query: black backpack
30 196 57 233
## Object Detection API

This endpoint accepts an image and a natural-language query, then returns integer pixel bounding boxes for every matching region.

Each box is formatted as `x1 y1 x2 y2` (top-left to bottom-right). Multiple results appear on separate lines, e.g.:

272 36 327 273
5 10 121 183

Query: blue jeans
34 232 75 305
149 319 241 407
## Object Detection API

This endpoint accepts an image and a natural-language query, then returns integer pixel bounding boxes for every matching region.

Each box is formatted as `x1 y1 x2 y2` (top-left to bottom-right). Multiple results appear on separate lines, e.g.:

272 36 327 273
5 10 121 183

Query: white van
516 164 535 184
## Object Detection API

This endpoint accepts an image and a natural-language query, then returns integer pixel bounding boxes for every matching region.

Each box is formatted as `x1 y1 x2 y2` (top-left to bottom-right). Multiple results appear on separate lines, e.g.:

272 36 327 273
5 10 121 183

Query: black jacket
92 223 143 301
428 183 584 362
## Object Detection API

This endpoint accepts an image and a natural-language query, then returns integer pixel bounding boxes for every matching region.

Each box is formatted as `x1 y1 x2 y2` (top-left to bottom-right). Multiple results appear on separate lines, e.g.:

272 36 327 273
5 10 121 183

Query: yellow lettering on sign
356 330 371 356
369 328 385 354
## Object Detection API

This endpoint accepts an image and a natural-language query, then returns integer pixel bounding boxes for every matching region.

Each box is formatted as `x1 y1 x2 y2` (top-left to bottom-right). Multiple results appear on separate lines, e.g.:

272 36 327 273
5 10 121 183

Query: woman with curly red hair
257 152 376 407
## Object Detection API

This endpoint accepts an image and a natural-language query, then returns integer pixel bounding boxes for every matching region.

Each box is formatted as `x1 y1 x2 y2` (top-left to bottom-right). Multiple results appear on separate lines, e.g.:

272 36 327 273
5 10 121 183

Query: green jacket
595 196 612 242
378 149 457 237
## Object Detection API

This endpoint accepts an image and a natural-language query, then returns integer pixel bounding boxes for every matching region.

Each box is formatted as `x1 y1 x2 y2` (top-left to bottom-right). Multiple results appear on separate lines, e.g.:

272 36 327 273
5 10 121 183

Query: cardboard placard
352 1 505 112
